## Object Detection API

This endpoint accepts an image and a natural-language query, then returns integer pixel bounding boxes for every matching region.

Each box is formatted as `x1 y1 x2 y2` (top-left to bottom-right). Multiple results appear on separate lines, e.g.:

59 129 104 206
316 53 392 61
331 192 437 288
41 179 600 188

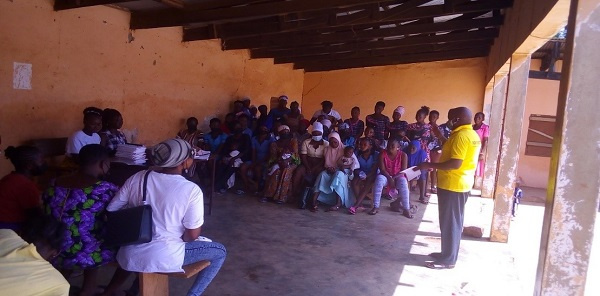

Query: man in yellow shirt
416 107 481 269
0 214 70 295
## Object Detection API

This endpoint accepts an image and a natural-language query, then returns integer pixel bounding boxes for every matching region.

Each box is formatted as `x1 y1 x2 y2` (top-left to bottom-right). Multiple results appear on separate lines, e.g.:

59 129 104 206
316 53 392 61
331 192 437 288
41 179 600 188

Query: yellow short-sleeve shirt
0 229 70 296
437 124 481 192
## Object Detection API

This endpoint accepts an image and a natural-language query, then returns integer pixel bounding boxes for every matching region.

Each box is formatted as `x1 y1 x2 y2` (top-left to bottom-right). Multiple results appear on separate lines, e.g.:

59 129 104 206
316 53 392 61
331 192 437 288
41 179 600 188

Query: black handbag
105 170 153 247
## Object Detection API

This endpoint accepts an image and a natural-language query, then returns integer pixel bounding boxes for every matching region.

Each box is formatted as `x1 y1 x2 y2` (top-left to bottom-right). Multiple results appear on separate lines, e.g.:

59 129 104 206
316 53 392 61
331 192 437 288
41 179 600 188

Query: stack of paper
115 144 147 164
194 148 211 161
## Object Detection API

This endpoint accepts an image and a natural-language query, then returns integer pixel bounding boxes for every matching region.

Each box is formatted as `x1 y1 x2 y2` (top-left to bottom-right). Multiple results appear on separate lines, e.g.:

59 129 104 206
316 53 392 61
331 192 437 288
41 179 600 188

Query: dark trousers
437 188 469 265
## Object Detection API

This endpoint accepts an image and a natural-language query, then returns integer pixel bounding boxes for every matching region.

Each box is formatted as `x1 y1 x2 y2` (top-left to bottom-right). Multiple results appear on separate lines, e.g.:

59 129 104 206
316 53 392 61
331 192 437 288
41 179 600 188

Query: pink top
475 123 490 140
382 150 404 177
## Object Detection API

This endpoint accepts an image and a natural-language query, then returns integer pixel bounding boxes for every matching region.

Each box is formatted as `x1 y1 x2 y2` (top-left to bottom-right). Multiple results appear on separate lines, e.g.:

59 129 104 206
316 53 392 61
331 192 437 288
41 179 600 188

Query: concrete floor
70 186 599 295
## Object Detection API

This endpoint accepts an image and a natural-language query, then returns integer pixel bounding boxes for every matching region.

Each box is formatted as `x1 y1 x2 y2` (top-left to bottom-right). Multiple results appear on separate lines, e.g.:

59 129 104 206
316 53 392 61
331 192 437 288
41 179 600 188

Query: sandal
431 187 438 194
368 207 379 215
419 198 429 205
428 252 442 259
310 205 319 212
425 262 455 269
326 205 340 212
347 206 357 215
402 209 414 219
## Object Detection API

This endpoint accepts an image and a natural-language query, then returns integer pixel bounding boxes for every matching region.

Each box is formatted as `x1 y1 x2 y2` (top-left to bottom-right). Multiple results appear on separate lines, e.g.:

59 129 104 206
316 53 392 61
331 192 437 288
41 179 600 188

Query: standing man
415 107 481 269
310 100 342 125
365 101 390 142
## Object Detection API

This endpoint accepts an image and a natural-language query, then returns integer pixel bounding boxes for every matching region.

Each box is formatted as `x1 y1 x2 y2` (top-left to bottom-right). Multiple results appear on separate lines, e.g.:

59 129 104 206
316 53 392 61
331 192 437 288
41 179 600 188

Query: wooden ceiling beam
54 0 136 10
251 28 499 59
273 40 492 64
183 0 510 40
222 16 503 50
130 0 397 29
298 47 490 72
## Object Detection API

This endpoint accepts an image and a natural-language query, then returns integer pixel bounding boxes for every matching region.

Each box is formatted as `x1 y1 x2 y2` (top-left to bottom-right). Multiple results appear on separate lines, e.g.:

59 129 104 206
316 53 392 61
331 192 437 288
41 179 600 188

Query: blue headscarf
406 140 427 167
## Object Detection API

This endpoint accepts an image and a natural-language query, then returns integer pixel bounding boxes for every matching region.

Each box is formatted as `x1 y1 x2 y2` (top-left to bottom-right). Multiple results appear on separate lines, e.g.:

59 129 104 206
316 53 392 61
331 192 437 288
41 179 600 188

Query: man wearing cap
310 100 342 126
108 139 227 295
415 107 481 269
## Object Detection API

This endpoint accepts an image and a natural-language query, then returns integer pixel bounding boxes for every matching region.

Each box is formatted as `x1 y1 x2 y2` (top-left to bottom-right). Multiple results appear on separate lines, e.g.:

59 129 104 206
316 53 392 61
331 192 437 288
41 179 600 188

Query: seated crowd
0 94 485 295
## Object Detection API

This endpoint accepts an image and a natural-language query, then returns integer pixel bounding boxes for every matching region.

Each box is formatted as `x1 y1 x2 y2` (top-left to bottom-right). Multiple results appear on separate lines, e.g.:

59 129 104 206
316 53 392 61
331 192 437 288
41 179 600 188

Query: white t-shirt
312 109 342 121
66 130 100 154
107 170 204 273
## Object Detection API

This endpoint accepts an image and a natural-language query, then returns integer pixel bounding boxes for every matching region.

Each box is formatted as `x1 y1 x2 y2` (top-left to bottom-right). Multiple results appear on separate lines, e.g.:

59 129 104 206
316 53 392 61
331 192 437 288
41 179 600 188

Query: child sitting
338 146 356 179
406 140 429 204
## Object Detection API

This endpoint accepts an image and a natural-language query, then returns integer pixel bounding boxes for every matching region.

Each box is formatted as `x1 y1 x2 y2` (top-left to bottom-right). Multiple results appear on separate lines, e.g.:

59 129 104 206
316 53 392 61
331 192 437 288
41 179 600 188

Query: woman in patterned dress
262 125 300 203
43 144 126 296
99 108 127 154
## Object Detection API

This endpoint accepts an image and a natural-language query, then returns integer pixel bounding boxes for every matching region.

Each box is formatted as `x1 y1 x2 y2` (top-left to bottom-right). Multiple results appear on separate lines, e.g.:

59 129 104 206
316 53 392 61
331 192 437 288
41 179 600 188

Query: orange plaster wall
517 63 560 189
0 1 303 175
301 58 487 122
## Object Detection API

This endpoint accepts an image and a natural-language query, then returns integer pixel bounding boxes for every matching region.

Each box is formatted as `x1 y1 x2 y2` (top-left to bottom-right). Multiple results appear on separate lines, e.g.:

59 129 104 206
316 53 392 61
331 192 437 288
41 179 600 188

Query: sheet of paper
401 166 422 181
13 62 32 90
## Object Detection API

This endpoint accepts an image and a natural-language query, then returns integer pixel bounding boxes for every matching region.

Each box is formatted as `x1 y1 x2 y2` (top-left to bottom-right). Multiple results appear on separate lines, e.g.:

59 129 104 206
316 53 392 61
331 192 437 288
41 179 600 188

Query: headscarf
321 119 332 129
152 138 192 168
278 125 291 133
406 139 427 167
324 132 345 168
312 122 324 133
394 106 405 116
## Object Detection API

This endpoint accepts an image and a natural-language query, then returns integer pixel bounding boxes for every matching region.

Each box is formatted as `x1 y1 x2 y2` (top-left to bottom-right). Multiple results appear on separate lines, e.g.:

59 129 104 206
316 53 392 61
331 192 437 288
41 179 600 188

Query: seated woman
107 139 226 296
99 108 127 154
348 138 379 215
262 125 300 204
42 144 127 296
310 132 358 212
292 122 329 200
0 146 46 230
203 118 229 154
65 107 103 164
405 140 429 204
373 139 414 218
214 121 251 194
284 101 304 134
0 213 70 296
357 126 381 152
240 125 273 194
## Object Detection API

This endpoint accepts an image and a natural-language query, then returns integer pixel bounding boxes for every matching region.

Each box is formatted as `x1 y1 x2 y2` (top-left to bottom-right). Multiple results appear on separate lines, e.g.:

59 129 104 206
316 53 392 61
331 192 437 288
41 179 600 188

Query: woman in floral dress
43 144 124 296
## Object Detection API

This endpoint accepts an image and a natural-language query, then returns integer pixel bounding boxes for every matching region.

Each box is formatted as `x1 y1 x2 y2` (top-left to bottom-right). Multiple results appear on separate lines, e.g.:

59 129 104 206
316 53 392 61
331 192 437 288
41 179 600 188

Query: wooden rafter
251 29 499 59
130 0 398 29
273 40 493 64
299 47 490 72
54 0 136 10
220 16 503 50
183 0 511 40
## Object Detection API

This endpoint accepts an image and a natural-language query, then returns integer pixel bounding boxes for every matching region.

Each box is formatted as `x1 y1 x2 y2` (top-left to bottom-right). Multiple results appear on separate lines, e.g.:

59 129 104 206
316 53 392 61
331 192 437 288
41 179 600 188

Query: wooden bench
139 260 211 296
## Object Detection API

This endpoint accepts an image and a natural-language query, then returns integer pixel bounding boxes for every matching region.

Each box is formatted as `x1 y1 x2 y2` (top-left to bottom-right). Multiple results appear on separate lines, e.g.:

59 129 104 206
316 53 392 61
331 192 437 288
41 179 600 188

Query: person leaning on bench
107 138 227 295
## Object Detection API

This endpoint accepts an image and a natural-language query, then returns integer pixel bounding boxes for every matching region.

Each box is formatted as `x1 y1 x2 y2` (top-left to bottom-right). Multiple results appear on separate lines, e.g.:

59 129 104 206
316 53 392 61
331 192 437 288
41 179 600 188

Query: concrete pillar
535 1 600 295
481 75 508 198
489 55 531 243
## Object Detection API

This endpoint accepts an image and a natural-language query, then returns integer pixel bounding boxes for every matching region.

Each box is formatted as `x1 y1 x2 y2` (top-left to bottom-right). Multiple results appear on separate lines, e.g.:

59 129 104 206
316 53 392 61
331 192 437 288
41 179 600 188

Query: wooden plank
298 47 489 71
185 0 271 10
130 0 398 29
221 16 503 50
54 0 136 10
251 29 498 58
183 0 511 40
529 70 562 80
139 273 168 296
273 40 493 64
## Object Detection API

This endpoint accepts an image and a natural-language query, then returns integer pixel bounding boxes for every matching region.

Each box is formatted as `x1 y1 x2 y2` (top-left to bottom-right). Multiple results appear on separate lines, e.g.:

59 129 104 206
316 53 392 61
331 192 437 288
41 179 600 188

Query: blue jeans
183 241 227 296
373 174 410 209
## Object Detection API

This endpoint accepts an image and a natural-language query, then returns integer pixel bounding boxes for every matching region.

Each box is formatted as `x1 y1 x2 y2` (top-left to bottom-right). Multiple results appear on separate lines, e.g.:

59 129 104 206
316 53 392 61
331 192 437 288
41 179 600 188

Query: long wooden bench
139 260 211 296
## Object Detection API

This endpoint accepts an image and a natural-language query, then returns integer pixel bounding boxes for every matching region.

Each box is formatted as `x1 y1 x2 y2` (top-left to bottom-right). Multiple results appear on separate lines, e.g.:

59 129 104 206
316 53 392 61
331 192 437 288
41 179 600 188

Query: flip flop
347 207 357 215
368 207 379 215
425 262 455 269
326 206 340 212
402 209 414 219
419 198 430 205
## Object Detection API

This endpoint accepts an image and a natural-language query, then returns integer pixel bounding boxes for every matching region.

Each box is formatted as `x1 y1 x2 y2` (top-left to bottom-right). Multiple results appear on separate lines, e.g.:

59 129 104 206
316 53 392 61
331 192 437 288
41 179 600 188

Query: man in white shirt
310 100 342 126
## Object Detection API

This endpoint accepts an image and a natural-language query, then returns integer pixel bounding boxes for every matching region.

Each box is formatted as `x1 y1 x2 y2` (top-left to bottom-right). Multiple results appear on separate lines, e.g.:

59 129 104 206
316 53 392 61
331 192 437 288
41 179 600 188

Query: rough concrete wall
486 0 569 82
301 58 486 122
0 1 304 175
